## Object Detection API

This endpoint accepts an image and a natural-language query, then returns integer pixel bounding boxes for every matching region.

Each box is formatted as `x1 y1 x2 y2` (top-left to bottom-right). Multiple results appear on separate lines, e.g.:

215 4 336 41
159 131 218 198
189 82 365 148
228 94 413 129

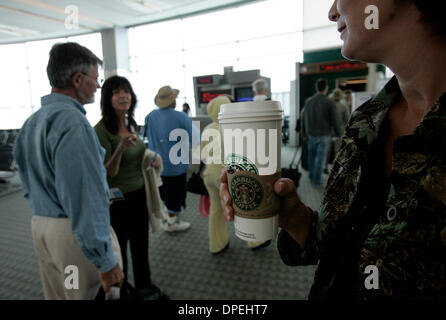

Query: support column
288 62 301 148
366 63 378 93
101 27 130 79
289 80 298 147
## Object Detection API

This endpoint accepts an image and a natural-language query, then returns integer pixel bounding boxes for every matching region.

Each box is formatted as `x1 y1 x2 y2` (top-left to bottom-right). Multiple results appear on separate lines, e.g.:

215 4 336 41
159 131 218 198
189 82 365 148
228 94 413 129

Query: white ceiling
0 0 260 44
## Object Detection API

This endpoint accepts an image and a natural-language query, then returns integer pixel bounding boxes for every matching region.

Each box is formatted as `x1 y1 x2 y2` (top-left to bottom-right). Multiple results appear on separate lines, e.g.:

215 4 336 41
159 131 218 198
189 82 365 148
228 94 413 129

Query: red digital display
319 61 364 72
197 76 213 84
300 60 367 75
200 90 231 103
201 92 223 103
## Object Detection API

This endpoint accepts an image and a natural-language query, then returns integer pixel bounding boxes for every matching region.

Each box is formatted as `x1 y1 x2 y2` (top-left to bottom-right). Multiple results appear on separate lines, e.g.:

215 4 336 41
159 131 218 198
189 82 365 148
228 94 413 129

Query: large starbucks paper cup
219 101 283 242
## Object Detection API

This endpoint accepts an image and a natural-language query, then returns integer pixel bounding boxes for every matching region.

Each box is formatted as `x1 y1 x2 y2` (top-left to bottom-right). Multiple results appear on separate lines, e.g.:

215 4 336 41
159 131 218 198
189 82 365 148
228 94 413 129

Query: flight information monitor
234 87 253 102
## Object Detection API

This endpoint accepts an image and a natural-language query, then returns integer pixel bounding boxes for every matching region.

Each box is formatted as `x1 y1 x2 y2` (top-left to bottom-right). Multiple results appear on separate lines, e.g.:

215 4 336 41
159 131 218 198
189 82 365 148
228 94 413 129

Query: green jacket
278 77 446 299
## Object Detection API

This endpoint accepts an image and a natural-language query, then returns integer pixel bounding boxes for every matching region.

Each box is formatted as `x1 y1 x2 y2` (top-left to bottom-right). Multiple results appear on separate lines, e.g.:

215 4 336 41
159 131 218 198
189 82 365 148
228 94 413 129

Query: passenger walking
14 42 124 299
143 86 196 232
94 76 164 297
302 79 342 187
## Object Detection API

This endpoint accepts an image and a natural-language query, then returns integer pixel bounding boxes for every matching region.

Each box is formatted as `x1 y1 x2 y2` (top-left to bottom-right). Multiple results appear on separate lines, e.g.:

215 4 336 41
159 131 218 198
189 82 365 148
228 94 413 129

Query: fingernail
279 181 284 193
223 195 229 204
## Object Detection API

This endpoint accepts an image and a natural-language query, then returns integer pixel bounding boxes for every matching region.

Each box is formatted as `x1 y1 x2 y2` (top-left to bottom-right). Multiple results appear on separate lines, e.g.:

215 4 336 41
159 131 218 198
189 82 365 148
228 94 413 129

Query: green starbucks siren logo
231 175 263 211
226 153 258 174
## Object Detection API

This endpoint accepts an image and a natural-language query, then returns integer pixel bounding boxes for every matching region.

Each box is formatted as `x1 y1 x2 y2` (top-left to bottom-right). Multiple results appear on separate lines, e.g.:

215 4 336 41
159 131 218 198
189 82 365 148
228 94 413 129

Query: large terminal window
129 0 303 121
0 33 103 129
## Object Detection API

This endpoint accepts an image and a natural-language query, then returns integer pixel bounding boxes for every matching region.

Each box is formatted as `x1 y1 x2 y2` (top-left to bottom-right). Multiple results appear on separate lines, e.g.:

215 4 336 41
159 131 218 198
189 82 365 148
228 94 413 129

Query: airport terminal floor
0 146 326 300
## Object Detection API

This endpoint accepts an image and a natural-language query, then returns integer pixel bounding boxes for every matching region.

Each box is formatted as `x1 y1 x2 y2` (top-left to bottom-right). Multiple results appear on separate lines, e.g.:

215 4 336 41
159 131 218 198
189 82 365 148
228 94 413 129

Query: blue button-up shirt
14 93 116 272
143 108 198 176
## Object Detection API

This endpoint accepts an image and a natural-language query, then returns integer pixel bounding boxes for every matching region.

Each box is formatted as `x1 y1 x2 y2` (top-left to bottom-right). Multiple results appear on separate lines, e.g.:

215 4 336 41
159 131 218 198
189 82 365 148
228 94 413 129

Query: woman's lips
338 25 346 33
338 25 346 39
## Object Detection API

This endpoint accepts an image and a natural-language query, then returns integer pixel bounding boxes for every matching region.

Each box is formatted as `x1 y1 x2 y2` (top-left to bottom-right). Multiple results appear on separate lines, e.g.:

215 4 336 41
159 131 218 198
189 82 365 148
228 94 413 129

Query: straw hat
154 85 179 108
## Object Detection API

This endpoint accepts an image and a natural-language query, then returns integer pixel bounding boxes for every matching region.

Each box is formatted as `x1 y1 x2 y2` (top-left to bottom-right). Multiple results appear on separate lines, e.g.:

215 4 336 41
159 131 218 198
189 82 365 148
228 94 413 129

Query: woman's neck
386 38 446 118
116 112 127 130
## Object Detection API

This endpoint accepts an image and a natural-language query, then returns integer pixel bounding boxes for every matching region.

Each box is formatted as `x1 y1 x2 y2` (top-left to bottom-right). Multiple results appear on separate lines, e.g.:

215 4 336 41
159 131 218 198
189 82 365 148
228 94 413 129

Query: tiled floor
0 145 329 300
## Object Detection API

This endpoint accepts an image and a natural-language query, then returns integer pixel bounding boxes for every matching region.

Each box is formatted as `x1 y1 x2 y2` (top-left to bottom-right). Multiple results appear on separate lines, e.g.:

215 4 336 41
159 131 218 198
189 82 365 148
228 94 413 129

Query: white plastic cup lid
219 101 283 121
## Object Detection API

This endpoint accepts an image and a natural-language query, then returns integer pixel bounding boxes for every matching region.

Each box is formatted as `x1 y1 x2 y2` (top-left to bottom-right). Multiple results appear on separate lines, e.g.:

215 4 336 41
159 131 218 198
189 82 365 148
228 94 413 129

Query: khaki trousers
31 215 122 300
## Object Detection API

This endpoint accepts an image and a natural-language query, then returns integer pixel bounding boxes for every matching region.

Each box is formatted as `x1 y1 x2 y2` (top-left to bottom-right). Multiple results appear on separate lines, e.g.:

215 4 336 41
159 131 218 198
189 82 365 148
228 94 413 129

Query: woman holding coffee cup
220 0 446 299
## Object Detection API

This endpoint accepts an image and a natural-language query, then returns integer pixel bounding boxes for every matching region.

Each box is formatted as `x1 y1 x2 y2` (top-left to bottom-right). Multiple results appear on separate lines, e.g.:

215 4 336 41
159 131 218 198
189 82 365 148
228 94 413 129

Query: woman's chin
341 44 355 61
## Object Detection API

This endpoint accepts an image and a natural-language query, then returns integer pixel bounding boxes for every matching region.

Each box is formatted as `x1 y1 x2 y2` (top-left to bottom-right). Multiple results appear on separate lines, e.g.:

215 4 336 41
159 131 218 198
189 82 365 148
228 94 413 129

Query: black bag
0 145 14 171
301 139 309 171
281 147 302 189
187 162 208 196
96 282 169 300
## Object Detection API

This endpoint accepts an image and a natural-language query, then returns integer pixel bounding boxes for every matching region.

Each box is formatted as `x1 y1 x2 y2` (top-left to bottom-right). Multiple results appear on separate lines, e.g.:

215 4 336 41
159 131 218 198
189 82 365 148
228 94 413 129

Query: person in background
324 88 350 174
202 95 271 252
343 89 353 113
201 96 231 254
302 79 342 187
221 0 446 300
94 75 164 297
143 85 195 232
252 78 270 101
14 42 124 299
332 88 350 128
183 103 191 116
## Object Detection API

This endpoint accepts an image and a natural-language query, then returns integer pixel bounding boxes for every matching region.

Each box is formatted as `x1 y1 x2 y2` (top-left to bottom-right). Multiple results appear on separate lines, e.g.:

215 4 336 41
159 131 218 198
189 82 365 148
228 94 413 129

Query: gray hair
252 78 268 94
47 42 102 89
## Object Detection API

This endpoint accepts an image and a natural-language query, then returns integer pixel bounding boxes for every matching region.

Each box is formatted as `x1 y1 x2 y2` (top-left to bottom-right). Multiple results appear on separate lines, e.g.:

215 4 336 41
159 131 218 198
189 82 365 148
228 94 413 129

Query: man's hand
152 155 162 168
99 264 125 293
219 167 311 248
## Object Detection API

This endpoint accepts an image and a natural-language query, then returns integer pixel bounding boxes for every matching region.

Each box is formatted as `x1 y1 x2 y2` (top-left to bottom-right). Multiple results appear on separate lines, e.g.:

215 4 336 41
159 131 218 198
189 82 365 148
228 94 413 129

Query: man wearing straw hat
143 86 193 232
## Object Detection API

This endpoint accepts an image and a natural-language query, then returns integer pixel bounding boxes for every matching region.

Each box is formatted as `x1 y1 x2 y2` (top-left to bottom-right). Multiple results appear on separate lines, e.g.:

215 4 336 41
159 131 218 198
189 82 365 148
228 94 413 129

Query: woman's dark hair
396 0 445 37
100 76 137 135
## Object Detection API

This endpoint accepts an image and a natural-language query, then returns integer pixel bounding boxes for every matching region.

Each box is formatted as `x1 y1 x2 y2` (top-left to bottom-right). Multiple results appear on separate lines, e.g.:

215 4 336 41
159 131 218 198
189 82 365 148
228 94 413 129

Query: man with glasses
14 42 124 299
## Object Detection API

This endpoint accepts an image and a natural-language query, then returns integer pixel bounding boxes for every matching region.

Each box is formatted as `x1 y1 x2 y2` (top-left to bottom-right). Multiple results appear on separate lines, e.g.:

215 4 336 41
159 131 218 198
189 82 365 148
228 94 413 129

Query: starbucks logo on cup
226 153 258 174
230 175 263 211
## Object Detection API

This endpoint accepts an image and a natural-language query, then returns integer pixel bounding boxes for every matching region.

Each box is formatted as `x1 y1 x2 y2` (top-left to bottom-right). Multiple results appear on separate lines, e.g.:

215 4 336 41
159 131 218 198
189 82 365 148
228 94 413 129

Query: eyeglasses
81 72 104 87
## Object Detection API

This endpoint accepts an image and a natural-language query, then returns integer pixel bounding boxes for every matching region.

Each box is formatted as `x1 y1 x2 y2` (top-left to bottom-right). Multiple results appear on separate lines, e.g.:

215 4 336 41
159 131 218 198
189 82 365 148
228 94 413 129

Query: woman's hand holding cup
219 167 311 248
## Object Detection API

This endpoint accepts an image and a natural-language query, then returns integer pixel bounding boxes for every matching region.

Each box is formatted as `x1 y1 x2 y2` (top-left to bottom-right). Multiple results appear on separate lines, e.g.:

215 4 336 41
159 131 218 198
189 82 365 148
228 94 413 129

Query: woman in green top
94 76 161 296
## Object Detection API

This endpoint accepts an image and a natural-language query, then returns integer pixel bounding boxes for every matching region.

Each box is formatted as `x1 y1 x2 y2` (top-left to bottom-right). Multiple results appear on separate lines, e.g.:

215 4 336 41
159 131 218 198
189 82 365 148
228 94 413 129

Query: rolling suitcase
281 147 302 189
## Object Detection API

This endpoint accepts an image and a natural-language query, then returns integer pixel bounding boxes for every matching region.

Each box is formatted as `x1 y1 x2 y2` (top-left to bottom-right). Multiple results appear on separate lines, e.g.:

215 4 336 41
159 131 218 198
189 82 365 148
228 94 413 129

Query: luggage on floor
281 147 302 189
